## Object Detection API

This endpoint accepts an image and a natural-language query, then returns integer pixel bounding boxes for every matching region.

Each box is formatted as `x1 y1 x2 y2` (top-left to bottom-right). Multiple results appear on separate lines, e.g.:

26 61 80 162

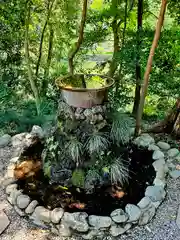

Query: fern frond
110 158 129 186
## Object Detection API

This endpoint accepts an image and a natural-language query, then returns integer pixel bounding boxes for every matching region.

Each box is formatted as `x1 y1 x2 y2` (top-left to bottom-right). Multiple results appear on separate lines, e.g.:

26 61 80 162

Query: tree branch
35 0 55 77
68 0 88 75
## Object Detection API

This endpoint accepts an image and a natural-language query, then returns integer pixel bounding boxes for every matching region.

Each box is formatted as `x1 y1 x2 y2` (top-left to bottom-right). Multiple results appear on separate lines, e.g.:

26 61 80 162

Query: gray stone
137 196 151 209
14 206 25 217
153 159 166 172
157 141 170 150
175 154 180 161
10 157 19 163
97 114 103 122
0 211 10 235
0 134 11 147
63 212 89 232
82 230 104 240
76 107 84 114
31 125 44 139
138 205 156 225
156 169 166 180
8 189 22 205
5 184 17 195
58 220 72 237
92 105 103 114
145 186 166 202
153 178 166 188
110 209 128 223
148 144 160 151
88 215 112 229
31 206 51 223
176 205 180 229
169 170 180 179
16 194 30 209
25 200 38 214
110 223 131 237
151 200 162 208
167 148 179 158
84 109 93 118
11 133 27 147
51 208 64 224
125 204 141 222
152 150 165 160
134 134 155 147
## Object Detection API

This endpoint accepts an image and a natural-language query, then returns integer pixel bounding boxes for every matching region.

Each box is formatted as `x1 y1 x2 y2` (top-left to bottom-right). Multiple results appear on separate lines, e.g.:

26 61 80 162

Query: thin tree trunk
132 0 143 116
25 1 40 115
135 0 167 136
68 0 88 75
149 98 180 137
115 0 128 94
35 0 55 77
43 23 54 93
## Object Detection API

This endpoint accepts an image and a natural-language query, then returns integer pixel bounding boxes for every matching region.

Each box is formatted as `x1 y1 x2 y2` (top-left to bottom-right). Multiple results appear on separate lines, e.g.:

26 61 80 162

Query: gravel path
0 146 180 240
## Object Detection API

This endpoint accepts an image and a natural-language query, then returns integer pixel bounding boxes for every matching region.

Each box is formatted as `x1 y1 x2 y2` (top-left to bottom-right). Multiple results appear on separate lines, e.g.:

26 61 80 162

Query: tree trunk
135 0 167 136
68 0 88 75
43 23 54 94
132 0 143 116
35 0 55 77
149 98 180 137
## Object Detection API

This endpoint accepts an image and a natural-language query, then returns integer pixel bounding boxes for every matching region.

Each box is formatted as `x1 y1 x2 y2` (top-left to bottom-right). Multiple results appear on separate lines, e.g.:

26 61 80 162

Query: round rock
32 206 51 223
110 209 128 223
145 185 166 202
88 215 112 229
134 134 155 147
168 148 179 158
6 184 17 195
138 205 156 225
148 144 160 151
152 150 164 160
16 194 30 209
137 196 151 209
157 141 170 150
125 204 141 222
51 208 64 224
110 223 131 237
153 159 166 172
25 200 38 214
0 134 11 147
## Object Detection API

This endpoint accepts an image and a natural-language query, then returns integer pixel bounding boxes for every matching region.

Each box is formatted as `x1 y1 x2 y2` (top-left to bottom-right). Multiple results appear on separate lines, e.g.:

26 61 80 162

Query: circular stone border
3 130 180 239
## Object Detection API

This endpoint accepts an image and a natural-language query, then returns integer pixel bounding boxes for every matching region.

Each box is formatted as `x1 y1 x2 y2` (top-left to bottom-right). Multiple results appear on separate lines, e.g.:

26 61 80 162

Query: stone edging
3 132 180 239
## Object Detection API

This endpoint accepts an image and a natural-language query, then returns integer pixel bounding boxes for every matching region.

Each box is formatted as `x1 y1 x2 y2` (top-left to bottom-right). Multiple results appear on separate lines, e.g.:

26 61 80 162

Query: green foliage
65 137 83 164
71 169 85 188
111 112 133 145
110 157 129 186
85 131 109 155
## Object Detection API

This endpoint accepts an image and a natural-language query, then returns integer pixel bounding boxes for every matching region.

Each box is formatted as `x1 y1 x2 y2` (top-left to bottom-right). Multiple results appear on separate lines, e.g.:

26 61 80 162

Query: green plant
85 131 109 155
111 112 133 145
110 158 129 186
71 169 85 188
65 137 83 164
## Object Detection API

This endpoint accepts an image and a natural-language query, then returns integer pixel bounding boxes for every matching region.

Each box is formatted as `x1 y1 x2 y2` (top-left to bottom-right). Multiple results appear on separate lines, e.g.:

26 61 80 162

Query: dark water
18 145 155 216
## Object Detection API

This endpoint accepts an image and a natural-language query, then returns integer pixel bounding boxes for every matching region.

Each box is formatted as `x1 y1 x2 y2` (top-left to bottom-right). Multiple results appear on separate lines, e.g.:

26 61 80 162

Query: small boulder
110 223 131 237
82 229 104 240
110 209 128 223
134 134 155 147
84 109 93 118
58 219 72 237
8 189 22 205
138 205 156 225
51 208 64 224
153 178 166 188
0 134 11 148
88 215 112 229
153 159 166 172
14 206 25 217
169 170 180 179
145 186 166 202
168 148 179 158
148 144 160 151
0 211 10 235
157 141 170 150
25 200 38 214
11 133 27 147
31 125 44 139
6 184 18 195
31 206 51 223
152 150 164 160
125 204 141 222
92 105 103 114
16 194 30 209
137 197 151 209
